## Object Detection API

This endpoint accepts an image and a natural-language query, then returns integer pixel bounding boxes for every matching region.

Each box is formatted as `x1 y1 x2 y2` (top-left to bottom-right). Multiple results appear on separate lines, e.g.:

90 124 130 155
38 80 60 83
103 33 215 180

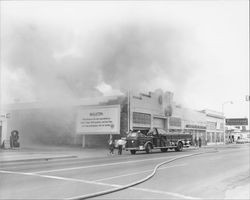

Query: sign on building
225 118 248 126
76 105 120 134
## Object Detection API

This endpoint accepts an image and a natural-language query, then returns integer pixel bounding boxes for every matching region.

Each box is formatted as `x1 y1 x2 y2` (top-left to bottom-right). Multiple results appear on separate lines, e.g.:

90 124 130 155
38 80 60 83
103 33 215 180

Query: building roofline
2 95 125 110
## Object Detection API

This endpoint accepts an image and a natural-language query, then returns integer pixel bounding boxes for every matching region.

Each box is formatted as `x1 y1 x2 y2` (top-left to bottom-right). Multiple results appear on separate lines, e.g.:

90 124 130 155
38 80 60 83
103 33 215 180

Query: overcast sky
0 1 249 120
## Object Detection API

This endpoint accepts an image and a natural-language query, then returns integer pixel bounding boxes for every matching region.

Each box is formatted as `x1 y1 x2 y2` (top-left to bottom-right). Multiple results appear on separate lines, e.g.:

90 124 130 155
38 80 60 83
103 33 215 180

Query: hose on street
69 150 218 200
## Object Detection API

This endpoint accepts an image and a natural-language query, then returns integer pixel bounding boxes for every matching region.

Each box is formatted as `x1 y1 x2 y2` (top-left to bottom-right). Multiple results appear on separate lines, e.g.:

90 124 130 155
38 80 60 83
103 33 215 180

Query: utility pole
127 90 130 133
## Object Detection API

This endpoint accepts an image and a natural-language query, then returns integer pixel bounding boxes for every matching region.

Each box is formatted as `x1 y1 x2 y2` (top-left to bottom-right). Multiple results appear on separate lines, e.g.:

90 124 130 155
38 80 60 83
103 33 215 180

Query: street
0 144 249 199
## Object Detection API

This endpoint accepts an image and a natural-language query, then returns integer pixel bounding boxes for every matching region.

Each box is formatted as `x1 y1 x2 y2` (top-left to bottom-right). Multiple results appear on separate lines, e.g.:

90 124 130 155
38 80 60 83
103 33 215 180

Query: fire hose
69 150 218 200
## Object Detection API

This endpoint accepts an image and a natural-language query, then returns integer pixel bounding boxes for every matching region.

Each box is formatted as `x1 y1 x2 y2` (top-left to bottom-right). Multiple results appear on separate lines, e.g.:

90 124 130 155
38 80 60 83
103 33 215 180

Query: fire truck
125 127 192 154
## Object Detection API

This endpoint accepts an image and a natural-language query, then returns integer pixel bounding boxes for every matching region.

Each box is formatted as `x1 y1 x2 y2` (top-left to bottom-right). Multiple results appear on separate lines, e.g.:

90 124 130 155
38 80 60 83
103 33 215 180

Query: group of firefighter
194 136 202 148
108 135 125 155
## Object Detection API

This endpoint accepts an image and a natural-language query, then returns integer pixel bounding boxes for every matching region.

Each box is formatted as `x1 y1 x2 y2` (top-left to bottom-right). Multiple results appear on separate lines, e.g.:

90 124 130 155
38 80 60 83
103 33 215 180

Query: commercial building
170 105 207 145
0 90 224 148
201 110 224 144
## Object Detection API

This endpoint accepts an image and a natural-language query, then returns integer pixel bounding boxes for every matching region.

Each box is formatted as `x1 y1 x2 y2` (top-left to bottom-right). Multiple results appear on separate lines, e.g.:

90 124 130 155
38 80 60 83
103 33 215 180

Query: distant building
201 110 224 144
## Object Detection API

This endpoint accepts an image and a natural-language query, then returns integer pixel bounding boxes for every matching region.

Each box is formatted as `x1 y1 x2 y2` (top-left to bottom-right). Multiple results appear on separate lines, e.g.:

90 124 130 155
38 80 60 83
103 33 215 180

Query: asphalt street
0 144 249 199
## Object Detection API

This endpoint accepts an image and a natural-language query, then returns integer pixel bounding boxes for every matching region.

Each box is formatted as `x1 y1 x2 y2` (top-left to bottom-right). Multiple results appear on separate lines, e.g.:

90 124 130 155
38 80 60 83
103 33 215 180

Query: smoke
93 22 192 93
3 20 194 104
2 19 197 147
10 108 78 147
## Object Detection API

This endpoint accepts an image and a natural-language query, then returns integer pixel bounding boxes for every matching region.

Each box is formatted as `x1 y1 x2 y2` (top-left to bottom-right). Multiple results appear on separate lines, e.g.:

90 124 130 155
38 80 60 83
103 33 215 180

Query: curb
0 155 78 164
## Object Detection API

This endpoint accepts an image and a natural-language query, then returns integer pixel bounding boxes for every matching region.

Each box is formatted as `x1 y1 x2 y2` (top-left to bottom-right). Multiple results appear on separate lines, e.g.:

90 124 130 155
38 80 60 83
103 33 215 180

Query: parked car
236 138 250 144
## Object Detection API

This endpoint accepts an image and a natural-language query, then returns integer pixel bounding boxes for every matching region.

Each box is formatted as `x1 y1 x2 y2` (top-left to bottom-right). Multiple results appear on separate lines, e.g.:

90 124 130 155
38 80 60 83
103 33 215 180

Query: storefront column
82 135 86 148
0 119 8 146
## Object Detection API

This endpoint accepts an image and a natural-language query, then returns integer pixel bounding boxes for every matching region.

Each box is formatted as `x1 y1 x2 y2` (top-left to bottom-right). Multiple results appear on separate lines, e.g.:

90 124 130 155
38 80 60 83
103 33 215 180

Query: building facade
0 90 225 148
170 105 207 145
128 90 173 132
201 110 224 144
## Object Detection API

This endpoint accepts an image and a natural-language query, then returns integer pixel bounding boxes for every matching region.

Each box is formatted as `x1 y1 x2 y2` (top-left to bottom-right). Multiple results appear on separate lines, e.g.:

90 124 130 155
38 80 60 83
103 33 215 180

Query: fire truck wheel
176 142 183 151
145 144 152 154
130 150 136 155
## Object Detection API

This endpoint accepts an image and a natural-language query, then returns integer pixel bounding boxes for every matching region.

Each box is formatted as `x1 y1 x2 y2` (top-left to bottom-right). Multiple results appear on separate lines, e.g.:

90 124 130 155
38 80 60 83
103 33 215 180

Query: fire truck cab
125 128 192 155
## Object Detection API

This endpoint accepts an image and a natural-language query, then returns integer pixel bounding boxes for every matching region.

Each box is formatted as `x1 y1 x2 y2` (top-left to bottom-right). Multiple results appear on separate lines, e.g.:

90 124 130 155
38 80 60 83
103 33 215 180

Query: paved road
0 144 249 199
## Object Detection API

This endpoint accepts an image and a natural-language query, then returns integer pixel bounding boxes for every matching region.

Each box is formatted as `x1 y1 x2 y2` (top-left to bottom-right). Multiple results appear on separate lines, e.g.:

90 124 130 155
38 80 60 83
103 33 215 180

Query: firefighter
108 135 114 155
117 138 124 155
198 137 202 148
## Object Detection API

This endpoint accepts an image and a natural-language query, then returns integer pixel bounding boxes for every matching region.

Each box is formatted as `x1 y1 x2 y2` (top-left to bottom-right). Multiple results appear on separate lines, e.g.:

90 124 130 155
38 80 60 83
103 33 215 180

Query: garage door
153 118 165 129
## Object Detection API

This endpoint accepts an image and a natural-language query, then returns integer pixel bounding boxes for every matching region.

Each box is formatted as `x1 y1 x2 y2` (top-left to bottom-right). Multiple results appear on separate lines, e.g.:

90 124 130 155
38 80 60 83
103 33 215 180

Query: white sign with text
76 105 120 134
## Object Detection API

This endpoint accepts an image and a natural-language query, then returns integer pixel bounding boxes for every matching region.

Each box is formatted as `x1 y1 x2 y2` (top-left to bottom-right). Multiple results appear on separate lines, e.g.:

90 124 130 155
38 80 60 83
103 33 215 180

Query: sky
0 1 249 121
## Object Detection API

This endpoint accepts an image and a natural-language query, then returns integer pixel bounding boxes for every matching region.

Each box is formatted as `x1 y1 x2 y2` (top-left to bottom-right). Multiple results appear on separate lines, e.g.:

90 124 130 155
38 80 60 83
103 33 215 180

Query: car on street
236 137 250 144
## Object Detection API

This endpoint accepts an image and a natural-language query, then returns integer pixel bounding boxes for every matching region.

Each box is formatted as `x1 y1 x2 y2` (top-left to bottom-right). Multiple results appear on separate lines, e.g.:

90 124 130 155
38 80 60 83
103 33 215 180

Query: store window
212 132 215 143
169 117 181 127
220 134 224 142
133 112 151 125
216 133 220 142
207 132 211 143
207 121 216 130
220 123 224 130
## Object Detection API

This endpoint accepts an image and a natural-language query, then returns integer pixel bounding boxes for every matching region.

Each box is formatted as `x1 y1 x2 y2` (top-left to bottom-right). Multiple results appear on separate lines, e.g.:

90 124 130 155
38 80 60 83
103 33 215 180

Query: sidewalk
0 143 233 164
0 145 112 163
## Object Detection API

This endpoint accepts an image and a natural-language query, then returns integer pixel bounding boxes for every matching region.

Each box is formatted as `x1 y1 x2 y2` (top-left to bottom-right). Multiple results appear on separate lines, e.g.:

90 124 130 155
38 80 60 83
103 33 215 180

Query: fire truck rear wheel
145 144 152 154
130 150 136 155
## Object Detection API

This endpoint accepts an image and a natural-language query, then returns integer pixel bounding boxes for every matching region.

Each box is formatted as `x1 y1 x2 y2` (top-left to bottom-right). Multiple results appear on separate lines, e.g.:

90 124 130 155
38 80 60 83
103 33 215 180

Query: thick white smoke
2 20 195 104
2 19 198 147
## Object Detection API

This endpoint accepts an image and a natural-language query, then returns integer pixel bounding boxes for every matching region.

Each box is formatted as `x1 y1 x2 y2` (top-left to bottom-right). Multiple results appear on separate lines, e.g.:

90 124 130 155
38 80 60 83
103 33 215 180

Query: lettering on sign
76 105 120 134
225 118 248 126
185 124 206 129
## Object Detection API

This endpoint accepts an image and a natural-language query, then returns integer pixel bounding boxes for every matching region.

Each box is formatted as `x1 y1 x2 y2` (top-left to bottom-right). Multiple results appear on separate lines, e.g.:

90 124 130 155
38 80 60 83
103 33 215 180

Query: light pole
222 101 233 144
127 90 130 133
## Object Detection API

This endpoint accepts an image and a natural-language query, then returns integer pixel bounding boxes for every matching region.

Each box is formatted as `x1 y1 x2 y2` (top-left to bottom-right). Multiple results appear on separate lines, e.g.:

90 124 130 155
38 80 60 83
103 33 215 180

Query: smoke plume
3 20 194 103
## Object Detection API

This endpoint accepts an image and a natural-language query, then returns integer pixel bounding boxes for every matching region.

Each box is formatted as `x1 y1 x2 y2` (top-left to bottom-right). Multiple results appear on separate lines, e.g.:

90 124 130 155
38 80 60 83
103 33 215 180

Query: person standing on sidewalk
194 136 198 147
117 138 124 155
198 137 202 148
108 135 114 155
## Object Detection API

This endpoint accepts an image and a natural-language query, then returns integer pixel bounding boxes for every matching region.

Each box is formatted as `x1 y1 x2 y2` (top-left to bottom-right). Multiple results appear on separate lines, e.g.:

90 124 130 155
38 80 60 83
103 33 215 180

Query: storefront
129 90 173 132
169 117 182 132
1 90 225 148
202 110 224 144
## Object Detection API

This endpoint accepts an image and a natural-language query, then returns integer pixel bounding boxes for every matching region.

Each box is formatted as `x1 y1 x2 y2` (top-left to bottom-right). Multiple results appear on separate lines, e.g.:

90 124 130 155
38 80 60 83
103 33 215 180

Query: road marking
0 169 120 188
67 186 200 200
0 165 199 200
130 187 201 199
33 155 186 174
93 163 187 182
0 170 35 176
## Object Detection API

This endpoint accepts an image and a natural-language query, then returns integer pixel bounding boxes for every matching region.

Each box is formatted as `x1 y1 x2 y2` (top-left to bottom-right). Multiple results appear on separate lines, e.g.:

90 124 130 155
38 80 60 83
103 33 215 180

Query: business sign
226 118 248 126
185 124 206 130
76 105 120 134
